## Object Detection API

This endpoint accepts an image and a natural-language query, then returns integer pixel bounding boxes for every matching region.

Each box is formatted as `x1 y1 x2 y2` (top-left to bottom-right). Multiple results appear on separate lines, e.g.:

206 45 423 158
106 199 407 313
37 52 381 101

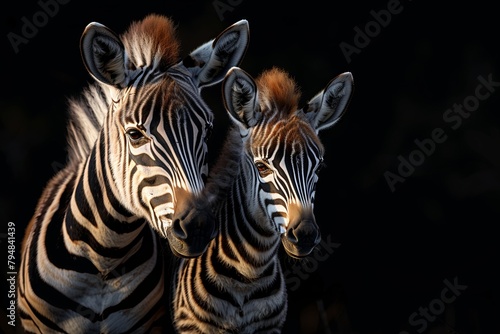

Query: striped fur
172 67 354 333
18 15 249 333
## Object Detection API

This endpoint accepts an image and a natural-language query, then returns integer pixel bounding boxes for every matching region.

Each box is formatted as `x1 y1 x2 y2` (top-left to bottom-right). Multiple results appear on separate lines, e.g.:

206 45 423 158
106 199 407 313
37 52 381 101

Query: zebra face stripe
107 71 213 239
249 121 324 234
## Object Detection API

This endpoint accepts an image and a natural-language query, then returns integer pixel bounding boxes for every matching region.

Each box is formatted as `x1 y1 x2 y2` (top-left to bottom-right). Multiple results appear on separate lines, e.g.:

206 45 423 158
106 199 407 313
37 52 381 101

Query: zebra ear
183 20 249 89
305 72 354 133
222 67 261 130
80 22 128 88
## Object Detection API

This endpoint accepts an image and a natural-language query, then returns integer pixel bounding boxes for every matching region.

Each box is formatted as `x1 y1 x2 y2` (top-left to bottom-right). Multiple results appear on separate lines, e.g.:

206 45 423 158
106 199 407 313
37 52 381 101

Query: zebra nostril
286 221 320 245
172 219 188 239
285 228 299 244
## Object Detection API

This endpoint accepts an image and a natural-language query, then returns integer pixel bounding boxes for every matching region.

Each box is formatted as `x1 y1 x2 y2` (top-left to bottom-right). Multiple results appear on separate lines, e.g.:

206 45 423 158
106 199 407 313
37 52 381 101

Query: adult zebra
17 14 249 333
172 67 353 333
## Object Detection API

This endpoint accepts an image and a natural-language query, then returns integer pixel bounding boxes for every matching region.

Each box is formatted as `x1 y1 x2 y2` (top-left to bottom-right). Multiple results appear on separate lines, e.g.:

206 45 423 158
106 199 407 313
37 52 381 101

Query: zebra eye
126 129 143 140
255 161 272 177
126 129 145 146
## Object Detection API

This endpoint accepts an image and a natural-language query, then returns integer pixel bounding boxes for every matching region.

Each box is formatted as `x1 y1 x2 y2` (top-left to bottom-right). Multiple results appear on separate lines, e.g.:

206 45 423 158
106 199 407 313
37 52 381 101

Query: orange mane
256 67 301 115
251 68 322 151
122 14 180 69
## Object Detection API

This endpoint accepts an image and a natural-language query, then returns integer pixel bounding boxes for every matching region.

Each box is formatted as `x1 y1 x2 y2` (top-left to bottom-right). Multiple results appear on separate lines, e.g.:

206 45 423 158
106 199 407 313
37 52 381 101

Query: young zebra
17 15 249 333
172 67 353 333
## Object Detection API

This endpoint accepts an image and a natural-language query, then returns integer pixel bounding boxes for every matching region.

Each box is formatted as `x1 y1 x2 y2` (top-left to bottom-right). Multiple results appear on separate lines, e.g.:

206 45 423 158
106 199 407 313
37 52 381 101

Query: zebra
171 67 354 333
17 14 249 333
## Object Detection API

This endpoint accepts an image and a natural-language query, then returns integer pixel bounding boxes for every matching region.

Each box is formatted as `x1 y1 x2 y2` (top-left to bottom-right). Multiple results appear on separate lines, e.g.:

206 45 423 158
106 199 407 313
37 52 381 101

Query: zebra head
223 67 353 258
79 15 249 257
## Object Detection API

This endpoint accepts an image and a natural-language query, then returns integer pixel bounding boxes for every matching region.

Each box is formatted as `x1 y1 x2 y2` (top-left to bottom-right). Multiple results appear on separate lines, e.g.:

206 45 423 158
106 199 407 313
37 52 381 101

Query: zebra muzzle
282 218 321 258
166 195 217 258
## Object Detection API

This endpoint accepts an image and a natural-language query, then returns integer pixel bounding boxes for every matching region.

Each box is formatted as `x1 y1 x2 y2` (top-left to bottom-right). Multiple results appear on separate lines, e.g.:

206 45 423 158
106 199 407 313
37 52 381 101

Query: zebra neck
214 171 281 280
63 147 147 273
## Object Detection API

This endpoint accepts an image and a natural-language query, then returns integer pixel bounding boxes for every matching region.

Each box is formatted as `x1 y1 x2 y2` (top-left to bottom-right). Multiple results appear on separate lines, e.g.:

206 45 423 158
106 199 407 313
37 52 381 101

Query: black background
2 0 500 333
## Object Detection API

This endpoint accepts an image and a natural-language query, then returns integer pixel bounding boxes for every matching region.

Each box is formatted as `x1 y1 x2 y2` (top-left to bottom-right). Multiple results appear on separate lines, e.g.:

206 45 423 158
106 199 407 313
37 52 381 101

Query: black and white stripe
18 15 249 333
172 67 353 333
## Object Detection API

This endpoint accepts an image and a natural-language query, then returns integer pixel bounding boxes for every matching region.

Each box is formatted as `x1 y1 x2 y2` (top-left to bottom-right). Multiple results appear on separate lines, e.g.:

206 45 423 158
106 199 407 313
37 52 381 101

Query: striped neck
212 159 281 281
63 137 148 273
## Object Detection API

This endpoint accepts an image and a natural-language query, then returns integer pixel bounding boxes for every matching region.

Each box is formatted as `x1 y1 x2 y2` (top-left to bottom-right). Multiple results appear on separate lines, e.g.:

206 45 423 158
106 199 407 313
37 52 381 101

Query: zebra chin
163 207 217 258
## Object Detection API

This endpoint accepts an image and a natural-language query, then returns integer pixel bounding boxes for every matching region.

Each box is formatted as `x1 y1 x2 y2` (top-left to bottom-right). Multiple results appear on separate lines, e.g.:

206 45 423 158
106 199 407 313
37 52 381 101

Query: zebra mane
66 82 115 166
122 14 180 71
256 67 301 115
253 67 323 149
